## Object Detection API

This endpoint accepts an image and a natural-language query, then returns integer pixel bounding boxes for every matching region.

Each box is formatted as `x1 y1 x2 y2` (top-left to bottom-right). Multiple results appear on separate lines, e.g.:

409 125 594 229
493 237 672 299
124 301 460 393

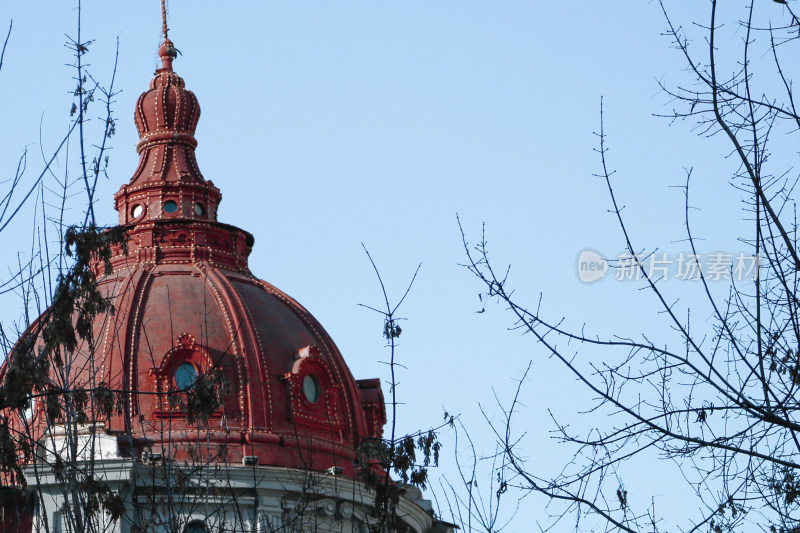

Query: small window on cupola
164 199 178 214
131 204 144 219
193 203 205 216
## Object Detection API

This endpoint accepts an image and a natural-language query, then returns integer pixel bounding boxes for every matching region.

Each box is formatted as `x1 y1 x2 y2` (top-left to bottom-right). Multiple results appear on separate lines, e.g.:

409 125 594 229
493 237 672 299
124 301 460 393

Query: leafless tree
460 1 800 531
356 246 448 533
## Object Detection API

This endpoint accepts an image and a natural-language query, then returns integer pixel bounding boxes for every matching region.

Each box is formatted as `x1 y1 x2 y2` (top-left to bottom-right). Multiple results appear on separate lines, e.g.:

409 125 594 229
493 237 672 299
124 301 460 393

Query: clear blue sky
0 1 761 530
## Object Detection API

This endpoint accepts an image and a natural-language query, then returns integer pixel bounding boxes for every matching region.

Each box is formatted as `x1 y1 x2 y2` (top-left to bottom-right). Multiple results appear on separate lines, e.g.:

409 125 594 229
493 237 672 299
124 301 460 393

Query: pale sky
0 2 769 530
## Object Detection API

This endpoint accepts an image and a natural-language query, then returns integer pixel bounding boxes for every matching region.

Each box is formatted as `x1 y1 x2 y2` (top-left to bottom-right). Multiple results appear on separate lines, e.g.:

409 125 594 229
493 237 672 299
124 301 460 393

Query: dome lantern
113 32 221 226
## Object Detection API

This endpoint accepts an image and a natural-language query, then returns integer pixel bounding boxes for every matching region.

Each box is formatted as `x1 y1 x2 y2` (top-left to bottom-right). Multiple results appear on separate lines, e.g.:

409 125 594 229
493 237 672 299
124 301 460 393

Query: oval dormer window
194 203 205 216
164 200 178 214
303 374 321 403
175 363 198 391
131 204 144 219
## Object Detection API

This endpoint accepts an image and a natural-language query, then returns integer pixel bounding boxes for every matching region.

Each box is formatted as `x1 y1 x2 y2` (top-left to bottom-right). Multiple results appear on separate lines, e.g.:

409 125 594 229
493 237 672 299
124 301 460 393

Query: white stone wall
23 427 444 533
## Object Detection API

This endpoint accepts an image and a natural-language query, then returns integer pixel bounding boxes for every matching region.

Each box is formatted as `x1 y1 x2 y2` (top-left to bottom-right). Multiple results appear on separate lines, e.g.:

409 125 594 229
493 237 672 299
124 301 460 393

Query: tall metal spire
161 0 169 40
157 0 177 72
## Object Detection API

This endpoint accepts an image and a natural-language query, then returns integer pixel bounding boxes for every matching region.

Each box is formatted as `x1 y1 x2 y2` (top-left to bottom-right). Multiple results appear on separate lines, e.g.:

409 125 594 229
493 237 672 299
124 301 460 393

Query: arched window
184 520 208 533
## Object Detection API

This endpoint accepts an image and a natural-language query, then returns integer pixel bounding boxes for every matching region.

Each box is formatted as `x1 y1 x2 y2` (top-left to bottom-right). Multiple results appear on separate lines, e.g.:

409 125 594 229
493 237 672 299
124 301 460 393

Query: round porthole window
194 203 205 216
131 204 144 219
175 363 198 390
303 375 320 403
164 200 178 214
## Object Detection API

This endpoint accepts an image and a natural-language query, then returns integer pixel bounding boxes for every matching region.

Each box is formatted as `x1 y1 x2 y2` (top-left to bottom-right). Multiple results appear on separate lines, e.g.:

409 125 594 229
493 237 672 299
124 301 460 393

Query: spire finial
157 0 177 72
161 0 169 40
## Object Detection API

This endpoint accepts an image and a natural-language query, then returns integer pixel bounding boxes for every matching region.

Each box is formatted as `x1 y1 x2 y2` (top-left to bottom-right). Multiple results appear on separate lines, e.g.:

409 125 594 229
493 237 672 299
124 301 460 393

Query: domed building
0 20 451 533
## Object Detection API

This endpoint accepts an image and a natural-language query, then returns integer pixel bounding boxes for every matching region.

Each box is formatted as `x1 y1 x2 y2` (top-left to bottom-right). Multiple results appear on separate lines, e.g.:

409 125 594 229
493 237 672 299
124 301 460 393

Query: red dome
9 38 386 477
92 222 385 474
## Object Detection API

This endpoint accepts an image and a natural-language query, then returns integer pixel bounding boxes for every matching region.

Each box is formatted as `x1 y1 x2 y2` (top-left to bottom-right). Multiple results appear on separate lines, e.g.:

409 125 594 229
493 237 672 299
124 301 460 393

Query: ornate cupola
113 35 220 225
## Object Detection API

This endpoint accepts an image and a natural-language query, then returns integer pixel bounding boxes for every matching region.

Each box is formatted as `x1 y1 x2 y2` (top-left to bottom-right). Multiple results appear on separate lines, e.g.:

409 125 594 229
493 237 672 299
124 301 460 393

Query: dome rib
197 264 256 430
